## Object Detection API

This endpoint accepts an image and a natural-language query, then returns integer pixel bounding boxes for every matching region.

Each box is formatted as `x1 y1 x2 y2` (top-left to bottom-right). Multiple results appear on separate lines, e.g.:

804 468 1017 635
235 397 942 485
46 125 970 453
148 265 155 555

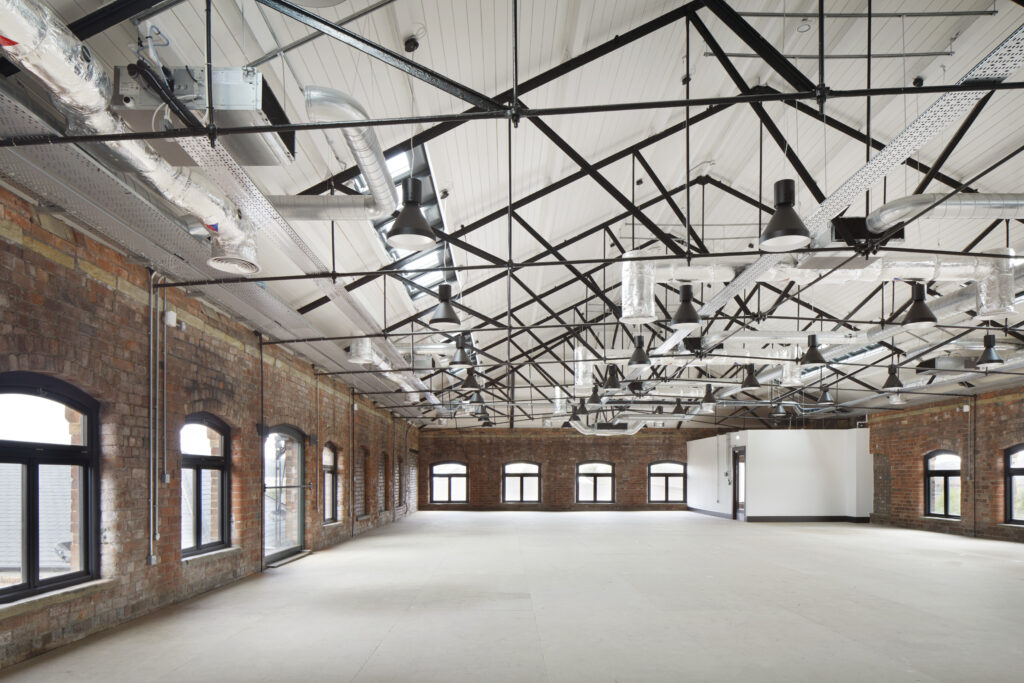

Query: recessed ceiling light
797 19 812 33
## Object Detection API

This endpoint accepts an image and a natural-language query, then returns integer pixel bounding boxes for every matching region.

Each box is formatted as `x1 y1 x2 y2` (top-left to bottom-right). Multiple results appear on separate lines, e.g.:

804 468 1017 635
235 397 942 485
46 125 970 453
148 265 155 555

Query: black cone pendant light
741 364 760 389
450 336 473 368
602 365 621 391
800 334 827 367
700 383 716 409
673 398 686 414
771 403 787 418
817 386 835 405
901 282 937 329
460 367 480 390
759 179 811 252
670 284 702 332
882 364 903 392
587 383 602 408
976 333 1004 370
386 178 435 251
629 335 651 369
429 283 461 330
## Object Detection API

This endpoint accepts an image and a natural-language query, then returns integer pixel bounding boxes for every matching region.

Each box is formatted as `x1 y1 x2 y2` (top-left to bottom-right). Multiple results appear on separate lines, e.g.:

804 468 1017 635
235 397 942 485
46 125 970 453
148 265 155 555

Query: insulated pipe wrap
866 193 1024 233
620 250 657 324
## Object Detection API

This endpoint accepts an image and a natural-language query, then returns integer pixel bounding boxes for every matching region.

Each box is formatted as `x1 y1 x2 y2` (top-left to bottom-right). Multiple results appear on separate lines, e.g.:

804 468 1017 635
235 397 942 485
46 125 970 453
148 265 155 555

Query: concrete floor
4 512 1024 682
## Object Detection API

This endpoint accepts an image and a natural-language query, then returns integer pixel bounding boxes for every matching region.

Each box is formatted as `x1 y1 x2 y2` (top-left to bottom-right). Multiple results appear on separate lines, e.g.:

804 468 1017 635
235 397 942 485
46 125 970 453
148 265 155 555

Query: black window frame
0 371 100 604
322 443 338 523
180 412 231 558
924 450 961 519
430 461 468 504
502 461 541 503
648 461 686 503
1006 446 1024 525
355 447 369 519
576 461 615 503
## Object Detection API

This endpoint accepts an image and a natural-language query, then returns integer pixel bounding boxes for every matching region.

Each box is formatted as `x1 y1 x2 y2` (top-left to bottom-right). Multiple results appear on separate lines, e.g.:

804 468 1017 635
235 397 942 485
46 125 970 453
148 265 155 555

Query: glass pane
523 477 539 502
180 423 223 457
450 477 467 502
667 476 685 502
505 462 539 474
324 472 334 520
1010 451 1024 469
948 476 961 517
432 477 449 502
0 394 85 445
0 463 24 587
322 447 335 470
38 464 83 580
263 486 300 556
928 452 961 471
929 476 945 515
596 477 613 502
650 462 684 474
579 462 612 474
1013 476 1024 522
578 476 594 502
433 463 466 475
181 468 195 550
201 470 222 545
650 476 666 502
504 476 521 502
265 433 301 487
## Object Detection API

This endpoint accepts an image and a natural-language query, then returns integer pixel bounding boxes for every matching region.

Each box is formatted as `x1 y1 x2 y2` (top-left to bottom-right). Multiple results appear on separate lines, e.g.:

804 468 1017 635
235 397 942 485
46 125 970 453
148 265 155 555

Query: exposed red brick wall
869 387 1024 543
418 428 720 510
0 188 418 667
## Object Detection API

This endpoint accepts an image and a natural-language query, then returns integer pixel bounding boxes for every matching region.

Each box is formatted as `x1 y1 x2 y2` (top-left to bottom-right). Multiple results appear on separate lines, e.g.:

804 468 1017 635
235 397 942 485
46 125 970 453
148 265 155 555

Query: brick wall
418 428 720 510
869 386 1024 543
0 187 418 667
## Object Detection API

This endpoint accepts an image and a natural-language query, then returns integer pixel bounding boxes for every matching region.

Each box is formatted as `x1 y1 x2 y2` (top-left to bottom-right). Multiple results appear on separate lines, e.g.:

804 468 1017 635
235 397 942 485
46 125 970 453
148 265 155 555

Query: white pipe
266 86 398 221
0 0 253 270
866 193 1024 233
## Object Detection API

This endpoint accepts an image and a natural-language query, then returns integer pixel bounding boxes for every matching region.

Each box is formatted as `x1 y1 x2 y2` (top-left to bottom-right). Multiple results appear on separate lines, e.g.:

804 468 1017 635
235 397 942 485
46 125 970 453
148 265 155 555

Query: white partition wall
687 429 872 522
685 434 734 517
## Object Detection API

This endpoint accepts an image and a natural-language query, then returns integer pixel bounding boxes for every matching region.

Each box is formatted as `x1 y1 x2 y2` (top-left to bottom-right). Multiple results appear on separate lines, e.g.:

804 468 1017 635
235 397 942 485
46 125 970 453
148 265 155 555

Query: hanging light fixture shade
474 403 488 418
629 335 651 369
901 282 938 329
741 364 760 389
771 403 787 418
568 406 580 423
561 419 572 428
587 384 602 408
673 398 686 414
759 179 811 252
882 364 903 392
429 283 461 330
385 178 435 251
700 383 716 408
577 398 589 416
817 386 835 405
670 284 702 332
801 334 827 367
460 368 480 390
602 365 621 391
450 333 474 368
976 333 1004 370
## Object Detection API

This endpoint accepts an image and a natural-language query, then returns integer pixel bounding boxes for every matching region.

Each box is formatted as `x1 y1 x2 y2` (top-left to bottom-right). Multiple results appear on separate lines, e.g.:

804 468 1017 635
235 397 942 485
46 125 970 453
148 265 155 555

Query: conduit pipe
266 86 398 221
0 0 256 272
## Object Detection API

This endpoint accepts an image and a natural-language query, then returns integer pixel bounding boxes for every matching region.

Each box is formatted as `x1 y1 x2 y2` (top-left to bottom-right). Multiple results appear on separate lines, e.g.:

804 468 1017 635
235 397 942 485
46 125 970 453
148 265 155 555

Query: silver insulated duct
0 0 257 273
866 193 1024 234
266 86 398 221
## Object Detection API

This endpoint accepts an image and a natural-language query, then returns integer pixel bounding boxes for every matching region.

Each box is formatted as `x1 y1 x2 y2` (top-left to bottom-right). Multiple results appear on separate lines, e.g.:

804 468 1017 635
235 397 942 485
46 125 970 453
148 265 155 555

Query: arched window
649 461 686 503
322 444 338 523
354 448 368 518
430 462 467 503
577 462 614 503
1006 447 1024 524
925 451 961 518
180 413 230 556
503 462 540 503
0 372 99 603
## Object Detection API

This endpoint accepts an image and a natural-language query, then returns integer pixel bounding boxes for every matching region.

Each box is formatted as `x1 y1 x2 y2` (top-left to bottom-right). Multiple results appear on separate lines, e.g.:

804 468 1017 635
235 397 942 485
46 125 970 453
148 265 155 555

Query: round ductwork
208 221 260 274
620 250 656 324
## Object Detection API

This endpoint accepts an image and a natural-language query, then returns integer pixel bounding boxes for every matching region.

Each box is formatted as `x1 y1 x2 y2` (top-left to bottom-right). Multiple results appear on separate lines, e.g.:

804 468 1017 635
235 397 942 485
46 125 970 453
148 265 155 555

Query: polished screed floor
4 511 1024 682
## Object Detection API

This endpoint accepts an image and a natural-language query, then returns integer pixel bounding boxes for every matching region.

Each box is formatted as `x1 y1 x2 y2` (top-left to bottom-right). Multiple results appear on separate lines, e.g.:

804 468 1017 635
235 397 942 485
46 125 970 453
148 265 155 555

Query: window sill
355 514 370 521
998 522 1024 528
322 521 345 528
182 545 241 565
0 578 115 620
920 515 961 522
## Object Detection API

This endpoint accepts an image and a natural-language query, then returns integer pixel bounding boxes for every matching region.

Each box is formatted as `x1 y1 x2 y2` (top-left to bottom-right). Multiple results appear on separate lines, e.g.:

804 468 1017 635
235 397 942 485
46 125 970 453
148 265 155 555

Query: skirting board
746 516 870 523
687 506 734 520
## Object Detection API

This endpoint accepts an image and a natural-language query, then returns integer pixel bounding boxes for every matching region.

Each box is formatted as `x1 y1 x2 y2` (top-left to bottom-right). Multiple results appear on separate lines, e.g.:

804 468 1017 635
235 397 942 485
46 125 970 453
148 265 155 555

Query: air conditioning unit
112 66 295 167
